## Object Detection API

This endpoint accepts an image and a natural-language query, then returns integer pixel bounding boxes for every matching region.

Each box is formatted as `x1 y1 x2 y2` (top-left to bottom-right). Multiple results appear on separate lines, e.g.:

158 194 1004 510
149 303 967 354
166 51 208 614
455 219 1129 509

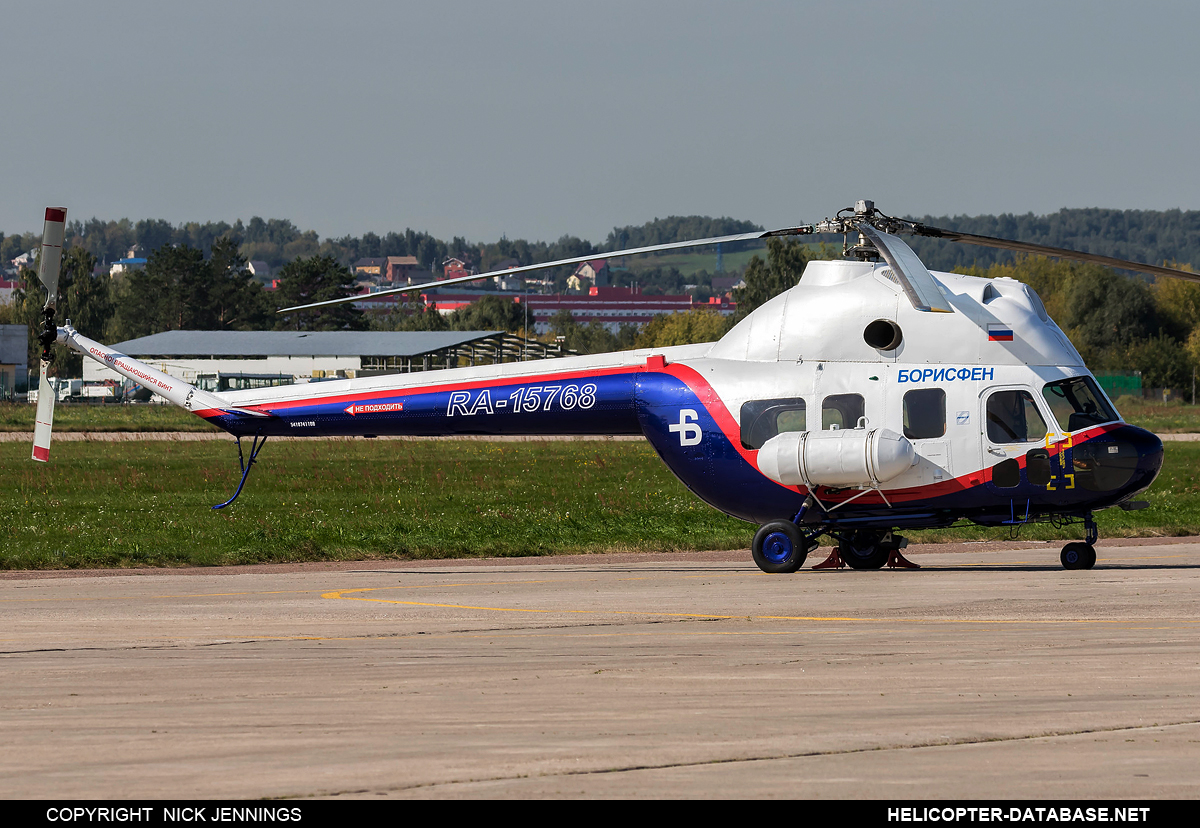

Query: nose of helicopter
1124 423 1165 487
1079 423 1164 500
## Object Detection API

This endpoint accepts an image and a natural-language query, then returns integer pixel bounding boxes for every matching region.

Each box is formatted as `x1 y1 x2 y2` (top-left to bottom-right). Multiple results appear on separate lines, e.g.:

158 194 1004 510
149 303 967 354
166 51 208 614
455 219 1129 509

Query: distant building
247 261 271 279
443 257 473 279
0 323 28 399
353 257 386 276
711 275 745 296
81 329 571 387
418 286 734 334
385 256 419 283
0 277 24 303
568 259 609 291
10 250 35 269
109 257 147 277
490 258 523 291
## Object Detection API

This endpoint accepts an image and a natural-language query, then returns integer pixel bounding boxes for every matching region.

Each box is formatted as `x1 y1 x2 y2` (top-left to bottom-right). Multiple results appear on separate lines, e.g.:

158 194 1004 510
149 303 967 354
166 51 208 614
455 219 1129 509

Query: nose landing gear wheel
1060 542 1097 570
752 521 811 573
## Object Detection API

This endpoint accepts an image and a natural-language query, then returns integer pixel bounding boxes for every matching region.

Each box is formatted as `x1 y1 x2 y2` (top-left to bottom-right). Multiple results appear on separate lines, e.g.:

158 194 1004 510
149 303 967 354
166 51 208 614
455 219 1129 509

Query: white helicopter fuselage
60 258 1163 534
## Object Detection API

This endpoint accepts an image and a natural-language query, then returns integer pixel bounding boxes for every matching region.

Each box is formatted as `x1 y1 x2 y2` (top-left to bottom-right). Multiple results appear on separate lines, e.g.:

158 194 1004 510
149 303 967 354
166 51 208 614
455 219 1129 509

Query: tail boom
59 325 235 425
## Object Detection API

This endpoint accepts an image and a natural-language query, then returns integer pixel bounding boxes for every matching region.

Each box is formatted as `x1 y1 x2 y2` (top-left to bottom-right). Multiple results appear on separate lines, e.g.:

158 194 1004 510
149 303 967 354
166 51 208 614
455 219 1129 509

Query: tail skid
53 325 269 507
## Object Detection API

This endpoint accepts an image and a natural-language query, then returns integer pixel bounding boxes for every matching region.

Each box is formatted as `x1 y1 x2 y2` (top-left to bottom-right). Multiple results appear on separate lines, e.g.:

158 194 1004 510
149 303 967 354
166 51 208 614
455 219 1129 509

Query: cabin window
1042 376 1118 432
903 388 946 439
740 398 806 450
822 394 865 430
986 390 1048 444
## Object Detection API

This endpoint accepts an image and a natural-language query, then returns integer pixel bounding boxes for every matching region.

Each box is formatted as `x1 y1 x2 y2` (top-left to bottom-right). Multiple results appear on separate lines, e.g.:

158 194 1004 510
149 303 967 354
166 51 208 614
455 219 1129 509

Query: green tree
1150 267 1200 341
369 291 449 332
732 238 811 320
272 256 365 331
635 308 732 348
449 295 522 332
61 247 111 342
1124 331 1194 390
547 309 635 354
204 237 269 330
11 247 109 375
1060 268 1159 367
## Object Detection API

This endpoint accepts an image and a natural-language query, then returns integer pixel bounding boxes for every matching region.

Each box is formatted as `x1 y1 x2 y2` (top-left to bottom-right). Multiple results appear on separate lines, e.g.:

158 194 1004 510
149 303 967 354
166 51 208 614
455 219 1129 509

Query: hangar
81 329 570 391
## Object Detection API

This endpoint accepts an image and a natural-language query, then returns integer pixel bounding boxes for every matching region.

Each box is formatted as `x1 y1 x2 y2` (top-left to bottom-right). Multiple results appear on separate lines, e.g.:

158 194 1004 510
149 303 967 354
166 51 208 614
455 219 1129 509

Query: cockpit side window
740 398 806 450
1042 376 1118 432
986 390 1048 444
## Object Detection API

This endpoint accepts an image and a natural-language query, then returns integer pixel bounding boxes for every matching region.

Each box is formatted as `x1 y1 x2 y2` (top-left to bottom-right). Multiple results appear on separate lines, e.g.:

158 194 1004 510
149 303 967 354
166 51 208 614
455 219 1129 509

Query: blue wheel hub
1064 548 1079 564
762 531 794 563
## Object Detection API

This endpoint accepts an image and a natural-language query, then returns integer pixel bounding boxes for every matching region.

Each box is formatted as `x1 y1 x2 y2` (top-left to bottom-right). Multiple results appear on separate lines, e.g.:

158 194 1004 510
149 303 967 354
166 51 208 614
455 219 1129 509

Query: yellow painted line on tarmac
0 579 560 604
321 588 737 619
320 586 1199 626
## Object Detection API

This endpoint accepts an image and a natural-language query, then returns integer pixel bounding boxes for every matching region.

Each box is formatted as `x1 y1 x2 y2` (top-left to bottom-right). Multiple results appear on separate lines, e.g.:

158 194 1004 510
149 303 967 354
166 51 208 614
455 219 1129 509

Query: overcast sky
3 0 1198 243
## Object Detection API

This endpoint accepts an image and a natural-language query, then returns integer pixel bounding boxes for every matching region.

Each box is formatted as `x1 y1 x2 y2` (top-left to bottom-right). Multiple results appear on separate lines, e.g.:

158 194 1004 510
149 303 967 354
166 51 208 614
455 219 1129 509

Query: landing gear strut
751 496 820 573
211 433 268 510
1060 514 1098 570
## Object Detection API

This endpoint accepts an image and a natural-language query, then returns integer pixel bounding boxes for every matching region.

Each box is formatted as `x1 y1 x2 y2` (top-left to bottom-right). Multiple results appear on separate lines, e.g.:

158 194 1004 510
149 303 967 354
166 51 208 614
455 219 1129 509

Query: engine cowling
756 428 915 489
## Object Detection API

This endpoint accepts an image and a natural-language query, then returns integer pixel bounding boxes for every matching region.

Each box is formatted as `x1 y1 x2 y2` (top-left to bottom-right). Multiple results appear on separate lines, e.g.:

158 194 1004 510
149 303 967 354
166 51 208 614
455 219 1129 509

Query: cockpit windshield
1042 376 1119 432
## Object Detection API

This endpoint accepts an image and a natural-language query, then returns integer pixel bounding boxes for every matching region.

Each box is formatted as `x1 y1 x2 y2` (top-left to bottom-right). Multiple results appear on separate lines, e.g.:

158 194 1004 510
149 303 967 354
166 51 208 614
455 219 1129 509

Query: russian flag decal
987 324 1014 342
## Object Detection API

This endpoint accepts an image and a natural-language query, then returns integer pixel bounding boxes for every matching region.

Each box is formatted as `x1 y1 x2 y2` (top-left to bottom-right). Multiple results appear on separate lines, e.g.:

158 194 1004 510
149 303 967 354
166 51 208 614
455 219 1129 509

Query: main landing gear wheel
1060 542 1097 570
839 530 890 570
752 521 811 573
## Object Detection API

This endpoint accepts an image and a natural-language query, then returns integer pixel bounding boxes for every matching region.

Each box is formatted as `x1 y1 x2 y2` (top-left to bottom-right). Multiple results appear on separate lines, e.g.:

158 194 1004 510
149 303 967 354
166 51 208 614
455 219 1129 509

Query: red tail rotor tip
45 207 66 223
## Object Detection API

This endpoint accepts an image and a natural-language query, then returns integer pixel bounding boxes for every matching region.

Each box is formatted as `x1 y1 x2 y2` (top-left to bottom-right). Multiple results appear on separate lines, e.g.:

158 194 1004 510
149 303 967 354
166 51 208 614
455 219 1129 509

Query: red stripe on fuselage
207 360 1131 509
239 363 646 413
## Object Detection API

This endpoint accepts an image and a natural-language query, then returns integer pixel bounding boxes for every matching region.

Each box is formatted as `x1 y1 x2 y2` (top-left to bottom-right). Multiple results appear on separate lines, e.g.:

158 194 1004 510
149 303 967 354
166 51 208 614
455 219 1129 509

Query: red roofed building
443 258 473 279
568 259 609 290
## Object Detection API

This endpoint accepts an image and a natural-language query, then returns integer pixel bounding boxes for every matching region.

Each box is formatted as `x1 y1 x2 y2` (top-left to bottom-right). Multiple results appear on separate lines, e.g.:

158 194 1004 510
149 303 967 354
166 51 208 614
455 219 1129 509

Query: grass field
0 402 218 432
2 438 1199 570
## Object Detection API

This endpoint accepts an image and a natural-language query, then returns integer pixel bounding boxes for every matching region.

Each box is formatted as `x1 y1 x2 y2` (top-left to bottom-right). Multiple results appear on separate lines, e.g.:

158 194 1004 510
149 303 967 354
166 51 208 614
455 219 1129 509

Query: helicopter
28 200 1179 573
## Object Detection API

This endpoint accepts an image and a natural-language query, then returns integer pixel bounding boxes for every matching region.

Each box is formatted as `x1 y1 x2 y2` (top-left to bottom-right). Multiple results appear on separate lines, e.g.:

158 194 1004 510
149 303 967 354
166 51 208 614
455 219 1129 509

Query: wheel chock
812 548 845 570
886 548 920 569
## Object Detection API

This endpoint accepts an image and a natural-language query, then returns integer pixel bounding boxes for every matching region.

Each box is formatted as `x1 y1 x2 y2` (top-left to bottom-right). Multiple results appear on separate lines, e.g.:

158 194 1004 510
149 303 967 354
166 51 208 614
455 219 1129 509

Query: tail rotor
31 207 66 463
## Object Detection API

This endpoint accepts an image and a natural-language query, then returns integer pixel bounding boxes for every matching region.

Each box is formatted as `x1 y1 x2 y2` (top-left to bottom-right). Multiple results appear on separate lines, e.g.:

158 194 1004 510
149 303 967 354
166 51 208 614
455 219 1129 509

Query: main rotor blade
38 207 67 312
910 223 1200 284
276 225 815 314
858 224 954 313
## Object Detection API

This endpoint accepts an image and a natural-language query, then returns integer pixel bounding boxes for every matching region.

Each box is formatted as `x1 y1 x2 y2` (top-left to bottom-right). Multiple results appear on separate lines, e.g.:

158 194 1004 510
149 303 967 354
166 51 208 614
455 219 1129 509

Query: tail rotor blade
32 207 67 463
38 207 67 312
32 359 56 463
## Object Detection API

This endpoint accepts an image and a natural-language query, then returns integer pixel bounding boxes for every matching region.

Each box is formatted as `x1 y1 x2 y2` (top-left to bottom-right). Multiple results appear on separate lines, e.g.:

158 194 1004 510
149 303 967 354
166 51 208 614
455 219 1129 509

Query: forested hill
904 208 1200 273
604 216 763 251
5 209 1200 276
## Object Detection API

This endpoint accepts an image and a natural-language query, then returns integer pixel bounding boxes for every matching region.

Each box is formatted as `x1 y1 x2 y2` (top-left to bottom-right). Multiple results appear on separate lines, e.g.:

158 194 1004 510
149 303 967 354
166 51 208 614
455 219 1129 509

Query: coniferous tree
272 256 365 331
